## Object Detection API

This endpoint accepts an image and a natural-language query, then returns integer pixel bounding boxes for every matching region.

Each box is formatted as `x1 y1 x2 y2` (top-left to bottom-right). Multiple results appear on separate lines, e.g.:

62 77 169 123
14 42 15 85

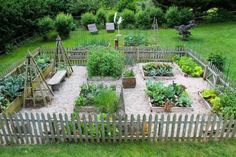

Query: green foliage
74 83 118 113
35 54 51 70
165 6 180 27
208 53 225 71
69 0 101 15
37 16 54 40
124 34 148 46
81 12 97 28
146 7 165 25
210 97 221 113
123 70 135 77
135 10 151 29
94 89 119 113
201 89 217 99
220 89 236 117
87 48 125 77
78 40 110 48
146 81 192 107
55 13 74 37
121 9 136 28
96 8 107 27
206 8 234 23
165 6 193 27
107 10 117 23
143 63 173 77
176 56 203 77
117 0 136 12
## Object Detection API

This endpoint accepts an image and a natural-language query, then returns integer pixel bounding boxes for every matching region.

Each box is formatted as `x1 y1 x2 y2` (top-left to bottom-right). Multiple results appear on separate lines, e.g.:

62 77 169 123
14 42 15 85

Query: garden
0 0 236 150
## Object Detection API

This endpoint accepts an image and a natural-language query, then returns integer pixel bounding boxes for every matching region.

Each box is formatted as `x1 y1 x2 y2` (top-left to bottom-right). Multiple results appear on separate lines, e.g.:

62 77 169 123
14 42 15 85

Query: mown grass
1 140 236 157
0 22 236 79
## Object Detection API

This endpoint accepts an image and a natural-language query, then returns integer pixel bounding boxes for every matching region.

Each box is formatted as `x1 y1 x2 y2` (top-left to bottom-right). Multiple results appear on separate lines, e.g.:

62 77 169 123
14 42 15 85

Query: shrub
208 53 225 71
206 8 234 23
220 88 236 117
81 12 97 28
37 16 54 40
87 48 125 77
135 10 151 29
165 6 180 27
175 56 203 77
165 6 193 27
107 11 117 23
178 8 193 24
123 70 135 77
117 0 136 12
96 8 107 27
146 7 164 25
55 13 73 37
121 9 135 28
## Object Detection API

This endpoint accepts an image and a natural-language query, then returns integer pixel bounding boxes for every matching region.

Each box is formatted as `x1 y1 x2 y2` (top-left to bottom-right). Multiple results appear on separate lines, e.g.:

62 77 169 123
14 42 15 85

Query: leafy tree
55 13 74 37
37 16 54 40
117 0 136 12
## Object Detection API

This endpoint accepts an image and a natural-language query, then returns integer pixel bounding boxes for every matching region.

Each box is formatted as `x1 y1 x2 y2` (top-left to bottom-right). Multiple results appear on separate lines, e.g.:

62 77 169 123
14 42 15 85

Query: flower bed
142 63 174 80
74 83 122 114
145 81 193 112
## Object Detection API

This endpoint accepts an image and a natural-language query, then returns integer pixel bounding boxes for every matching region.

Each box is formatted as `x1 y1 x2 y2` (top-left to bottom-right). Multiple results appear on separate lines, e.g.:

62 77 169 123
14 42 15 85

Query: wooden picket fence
0 113 236 145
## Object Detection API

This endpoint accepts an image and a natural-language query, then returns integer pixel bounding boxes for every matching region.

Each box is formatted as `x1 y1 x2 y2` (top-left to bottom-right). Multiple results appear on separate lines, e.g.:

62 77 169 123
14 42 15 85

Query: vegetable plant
87 48 125 78
35 54 51 70
143 63 173 77
124 34 148 46
74 83 119 113
175 56 203 77
123 70 135 77
146 81 192 107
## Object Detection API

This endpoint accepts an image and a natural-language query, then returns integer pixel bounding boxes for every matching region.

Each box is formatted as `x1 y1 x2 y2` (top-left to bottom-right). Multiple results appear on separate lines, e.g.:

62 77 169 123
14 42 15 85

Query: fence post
136 47 140 62
203 63 209 80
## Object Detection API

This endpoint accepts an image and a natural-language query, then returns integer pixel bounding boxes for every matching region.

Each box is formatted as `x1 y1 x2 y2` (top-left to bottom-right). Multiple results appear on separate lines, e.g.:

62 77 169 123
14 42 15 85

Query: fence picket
88 114 94 143
18 113 28 144
94 114 100 143
225 116 234 139
165 114 170 141
118 115 122 142
130 114 134 142
112 114 116 143
158 115 164 141
3 114 13 144
82 114 89 142
176 115 182 141
59 113 66 143
1 115 9 145
142 114 146 141
36 113 44 144
124 115 128 142
232 120 236 138
101 114 105 142
187 114 194 140
136 114 141 141
14 114 24 144
170 114 176 140
198 115 206 140
53 113 60 143
148 114 152 141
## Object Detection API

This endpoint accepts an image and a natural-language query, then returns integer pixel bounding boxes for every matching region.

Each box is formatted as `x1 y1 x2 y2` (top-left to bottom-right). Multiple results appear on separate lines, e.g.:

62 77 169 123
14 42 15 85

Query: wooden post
114 39 119 49
203 64 208 80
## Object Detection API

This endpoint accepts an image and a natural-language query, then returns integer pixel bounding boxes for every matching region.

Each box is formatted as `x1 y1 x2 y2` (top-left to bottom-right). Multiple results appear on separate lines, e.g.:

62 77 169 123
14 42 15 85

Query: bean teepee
23 53 54 107
53 36 73 74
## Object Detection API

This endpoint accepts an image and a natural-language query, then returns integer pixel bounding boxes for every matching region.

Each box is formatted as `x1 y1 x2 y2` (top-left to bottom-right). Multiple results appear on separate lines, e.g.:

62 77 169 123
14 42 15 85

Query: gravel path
20 66 87 116
20 64 212 117
123 63 212 116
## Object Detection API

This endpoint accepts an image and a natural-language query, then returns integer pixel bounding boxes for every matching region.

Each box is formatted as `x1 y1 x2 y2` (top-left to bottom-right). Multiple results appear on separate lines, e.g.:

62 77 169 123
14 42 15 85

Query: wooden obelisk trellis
53 36 73 74
23 53 54 107
152 17 158 30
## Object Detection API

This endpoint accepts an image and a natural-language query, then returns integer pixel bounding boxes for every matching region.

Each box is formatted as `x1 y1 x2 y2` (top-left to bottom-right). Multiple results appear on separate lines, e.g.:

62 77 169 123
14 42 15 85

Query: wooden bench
87 24 98 34
106 23 115 32
48 70 67 91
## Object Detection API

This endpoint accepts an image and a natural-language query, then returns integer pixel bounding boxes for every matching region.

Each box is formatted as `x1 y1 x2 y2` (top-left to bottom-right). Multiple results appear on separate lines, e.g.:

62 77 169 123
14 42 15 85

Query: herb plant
123 70 135 77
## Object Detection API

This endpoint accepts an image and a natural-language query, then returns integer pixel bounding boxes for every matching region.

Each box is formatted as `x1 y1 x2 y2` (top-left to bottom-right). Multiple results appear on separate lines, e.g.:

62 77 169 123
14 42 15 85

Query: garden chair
87 24 98 34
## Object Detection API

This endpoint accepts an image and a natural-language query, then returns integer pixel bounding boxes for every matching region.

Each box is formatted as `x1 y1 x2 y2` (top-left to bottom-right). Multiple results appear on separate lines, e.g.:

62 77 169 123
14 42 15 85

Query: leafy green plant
87 48 125 77
35 54 51 70
146 81 192 107
201 89 217 99
96 8 107 27
74 83 118 113
208 53 225 71
143 63 173 77
146 7 164 25
175 56 203 77
124 34 148 46
135 10 151 29
78 40 109 48
81 12 97 28
55 13 74 37
94 89 119 113
210 97 221 113
123 70 135 77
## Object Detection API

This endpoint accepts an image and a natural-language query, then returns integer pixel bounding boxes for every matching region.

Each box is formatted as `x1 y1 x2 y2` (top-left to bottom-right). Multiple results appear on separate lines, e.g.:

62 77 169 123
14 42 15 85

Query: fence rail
0 113 236 145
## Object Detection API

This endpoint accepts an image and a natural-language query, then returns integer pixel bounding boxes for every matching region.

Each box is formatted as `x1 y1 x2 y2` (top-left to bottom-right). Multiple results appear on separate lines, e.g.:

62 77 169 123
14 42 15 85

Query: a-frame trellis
53 36 73 74
23 53 54 107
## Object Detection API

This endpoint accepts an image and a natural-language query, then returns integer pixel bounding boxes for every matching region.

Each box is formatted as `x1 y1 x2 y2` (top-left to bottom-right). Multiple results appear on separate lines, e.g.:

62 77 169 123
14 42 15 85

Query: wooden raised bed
148 97 193 113
4 64 53 115
122 77 136 88
87 76 119 82
198 92 212 111
141 63 175 81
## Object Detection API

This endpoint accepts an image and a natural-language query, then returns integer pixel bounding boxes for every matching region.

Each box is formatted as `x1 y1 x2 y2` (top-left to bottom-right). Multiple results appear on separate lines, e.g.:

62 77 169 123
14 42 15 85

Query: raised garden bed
3 64 53 115
74 83 124 114
142 63 175 80
198 92 213 111
146 81 193 113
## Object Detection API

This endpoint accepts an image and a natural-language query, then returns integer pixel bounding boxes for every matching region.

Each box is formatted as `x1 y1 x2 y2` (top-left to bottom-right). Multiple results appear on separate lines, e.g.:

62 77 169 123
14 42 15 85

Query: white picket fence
0 113 236 145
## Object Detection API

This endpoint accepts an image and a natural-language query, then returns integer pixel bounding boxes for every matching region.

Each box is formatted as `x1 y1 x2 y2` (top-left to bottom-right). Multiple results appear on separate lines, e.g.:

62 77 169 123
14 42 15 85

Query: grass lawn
1 141 236 157
0 22 236 79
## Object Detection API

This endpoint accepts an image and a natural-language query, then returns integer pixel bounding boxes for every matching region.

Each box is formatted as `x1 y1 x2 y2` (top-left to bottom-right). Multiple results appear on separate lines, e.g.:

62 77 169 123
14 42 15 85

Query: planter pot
122 77 136 88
